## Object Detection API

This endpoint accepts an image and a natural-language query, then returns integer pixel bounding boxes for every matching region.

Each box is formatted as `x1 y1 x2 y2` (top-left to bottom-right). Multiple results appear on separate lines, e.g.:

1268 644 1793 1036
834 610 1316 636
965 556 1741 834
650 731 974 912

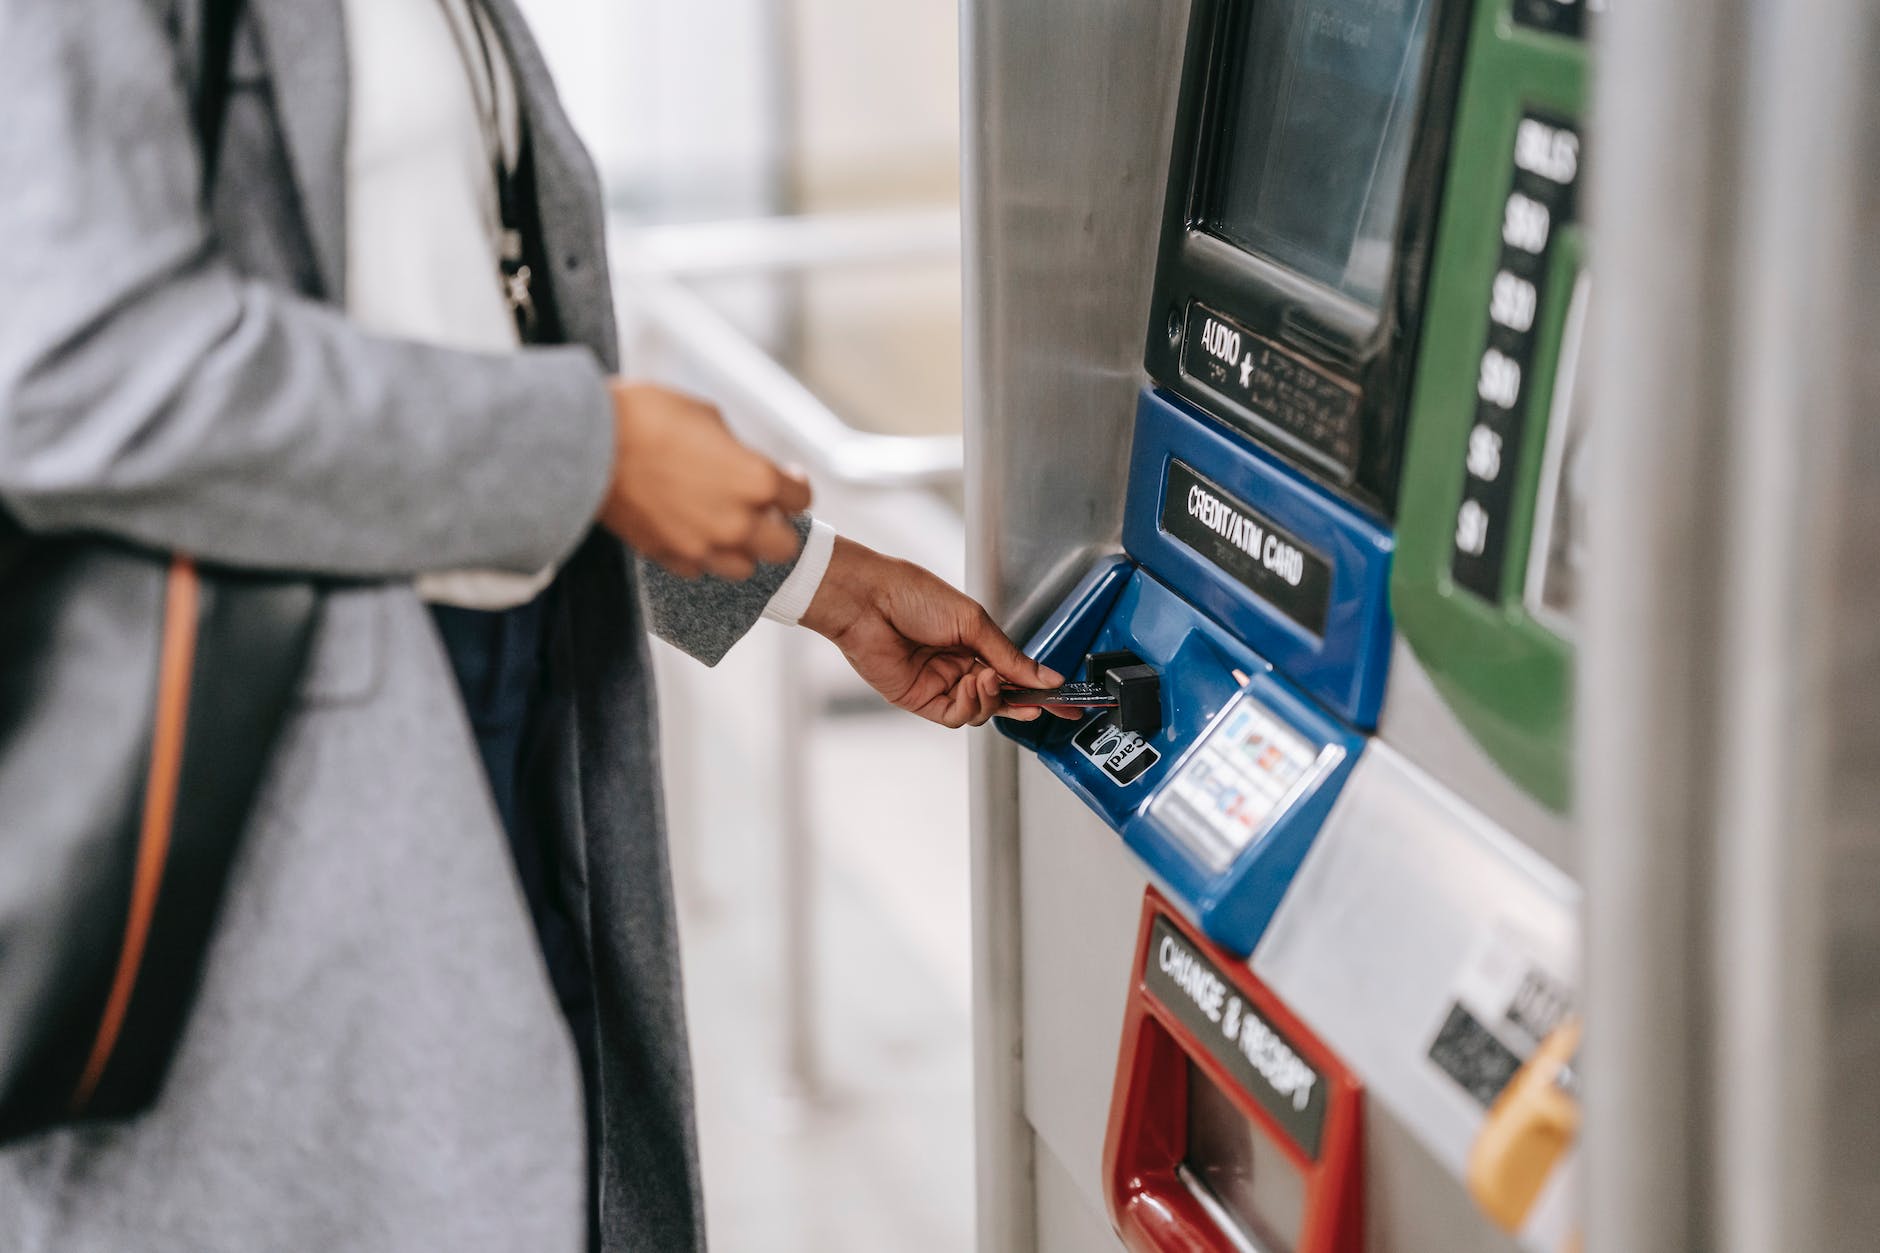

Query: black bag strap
195 0 245 193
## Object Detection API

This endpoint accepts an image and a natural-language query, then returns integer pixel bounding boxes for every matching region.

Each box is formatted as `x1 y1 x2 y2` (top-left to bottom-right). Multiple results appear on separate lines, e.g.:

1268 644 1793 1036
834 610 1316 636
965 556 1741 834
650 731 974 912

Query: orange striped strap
69 558 200 1114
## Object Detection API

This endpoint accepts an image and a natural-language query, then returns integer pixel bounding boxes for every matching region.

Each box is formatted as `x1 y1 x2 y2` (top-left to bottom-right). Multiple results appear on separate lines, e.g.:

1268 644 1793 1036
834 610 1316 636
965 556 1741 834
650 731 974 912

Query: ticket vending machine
993 0 1453 961
966 0 1594 1250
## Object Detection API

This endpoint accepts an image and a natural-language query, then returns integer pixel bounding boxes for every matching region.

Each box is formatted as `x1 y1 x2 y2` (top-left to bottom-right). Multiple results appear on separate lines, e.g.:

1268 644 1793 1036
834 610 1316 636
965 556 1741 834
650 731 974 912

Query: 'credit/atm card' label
1144 916 1328 1157
1162 459 1333 636
1180 302 1363 477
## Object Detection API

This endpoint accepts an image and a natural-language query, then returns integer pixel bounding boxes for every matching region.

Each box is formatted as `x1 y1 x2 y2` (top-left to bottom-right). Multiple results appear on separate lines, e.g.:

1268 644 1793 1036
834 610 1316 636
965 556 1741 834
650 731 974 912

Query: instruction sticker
1427 919 1576 1108
1148 693 1332 871
1073 715 1160 786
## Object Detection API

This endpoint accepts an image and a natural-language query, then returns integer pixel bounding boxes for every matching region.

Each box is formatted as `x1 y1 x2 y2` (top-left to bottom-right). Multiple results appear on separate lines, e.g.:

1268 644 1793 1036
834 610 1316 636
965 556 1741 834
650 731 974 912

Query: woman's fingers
748 508 803 565
702 550 757 582
773 468 813 516
962 608 1061 689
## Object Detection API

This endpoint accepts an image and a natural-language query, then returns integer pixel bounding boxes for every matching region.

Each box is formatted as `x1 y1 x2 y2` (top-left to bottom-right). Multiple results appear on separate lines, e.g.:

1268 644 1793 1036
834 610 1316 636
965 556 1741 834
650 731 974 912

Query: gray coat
0 2 791 1249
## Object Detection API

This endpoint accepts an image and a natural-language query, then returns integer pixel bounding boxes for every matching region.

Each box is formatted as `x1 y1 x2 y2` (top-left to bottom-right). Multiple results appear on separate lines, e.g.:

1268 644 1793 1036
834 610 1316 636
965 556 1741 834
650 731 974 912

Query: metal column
1582 1 1874 1250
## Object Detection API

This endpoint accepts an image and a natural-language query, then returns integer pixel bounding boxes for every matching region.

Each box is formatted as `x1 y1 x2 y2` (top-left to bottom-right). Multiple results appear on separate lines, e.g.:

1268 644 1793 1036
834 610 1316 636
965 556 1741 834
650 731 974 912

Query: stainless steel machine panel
1016 757 1149 1226
1254 742 1578 1250
963 1 1189 1248
1378 641 1574 877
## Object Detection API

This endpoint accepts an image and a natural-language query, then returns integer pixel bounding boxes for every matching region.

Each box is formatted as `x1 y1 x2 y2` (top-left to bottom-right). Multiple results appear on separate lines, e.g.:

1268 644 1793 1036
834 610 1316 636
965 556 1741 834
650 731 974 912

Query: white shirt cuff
762 519 837 625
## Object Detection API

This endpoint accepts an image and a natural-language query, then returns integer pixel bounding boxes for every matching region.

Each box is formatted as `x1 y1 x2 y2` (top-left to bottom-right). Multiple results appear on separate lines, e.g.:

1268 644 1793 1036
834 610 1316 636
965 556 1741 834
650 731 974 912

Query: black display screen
1204 0 1436 312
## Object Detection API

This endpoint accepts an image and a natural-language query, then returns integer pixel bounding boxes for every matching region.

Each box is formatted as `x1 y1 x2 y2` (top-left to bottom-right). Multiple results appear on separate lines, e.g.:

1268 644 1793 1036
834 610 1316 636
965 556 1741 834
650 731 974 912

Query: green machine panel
1392 0 1591 812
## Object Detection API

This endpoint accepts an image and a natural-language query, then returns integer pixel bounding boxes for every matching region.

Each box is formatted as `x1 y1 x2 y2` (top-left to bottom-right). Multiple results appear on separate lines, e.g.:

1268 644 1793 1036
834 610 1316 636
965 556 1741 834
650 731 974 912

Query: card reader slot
1086 649 1164 737
999 559 1368 955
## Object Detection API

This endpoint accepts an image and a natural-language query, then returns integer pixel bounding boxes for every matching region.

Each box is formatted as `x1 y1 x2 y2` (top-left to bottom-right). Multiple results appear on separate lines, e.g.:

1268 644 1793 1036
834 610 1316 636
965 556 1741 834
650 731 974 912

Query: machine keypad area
1179 302 1363 479
1449 112 1583 602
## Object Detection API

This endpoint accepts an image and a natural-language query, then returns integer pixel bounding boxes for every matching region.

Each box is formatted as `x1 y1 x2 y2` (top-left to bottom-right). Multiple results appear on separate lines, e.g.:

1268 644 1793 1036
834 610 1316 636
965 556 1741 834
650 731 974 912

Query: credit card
1001 681 1118 709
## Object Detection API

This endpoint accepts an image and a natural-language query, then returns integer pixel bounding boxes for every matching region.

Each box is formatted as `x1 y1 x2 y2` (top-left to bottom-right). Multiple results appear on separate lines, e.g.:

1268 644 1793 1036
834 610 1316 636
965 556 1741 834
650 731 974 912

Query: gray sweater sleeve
638 513 812 665
0 0 612 579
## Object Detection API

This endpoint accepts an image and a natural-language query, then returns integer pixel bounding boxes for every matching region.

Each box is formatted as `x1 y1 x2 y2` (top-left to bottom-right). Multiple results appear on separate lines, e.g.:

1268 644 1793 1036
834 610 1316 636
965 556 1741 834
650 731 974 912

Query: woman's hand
801 537 1064 728
596 381 812 580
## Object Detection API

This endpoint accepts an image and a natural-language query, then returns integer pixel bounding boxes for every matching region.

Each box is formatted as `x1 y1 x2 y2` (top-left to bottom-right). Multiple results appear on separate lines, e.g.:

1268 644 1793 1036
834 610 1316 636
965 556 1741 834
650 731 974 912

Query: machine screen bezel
1144 0 1472 517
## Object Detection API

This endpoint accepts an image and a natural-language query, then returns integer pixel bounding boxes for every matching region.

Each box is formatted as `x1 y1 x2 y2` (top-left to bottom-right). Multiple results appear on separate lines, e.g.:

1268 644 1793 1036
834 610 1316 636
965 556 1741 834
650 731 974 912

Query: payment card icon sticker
1149 693 1337 872
1073 715 1161 786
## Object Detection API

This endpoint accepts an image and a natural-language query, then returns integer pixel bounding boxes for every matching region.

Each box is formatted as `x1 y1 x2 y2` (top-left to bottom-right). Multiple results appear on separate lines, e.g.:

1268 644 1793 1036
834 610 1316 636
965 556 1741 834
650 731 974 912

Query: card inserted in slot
1000 681 1119 710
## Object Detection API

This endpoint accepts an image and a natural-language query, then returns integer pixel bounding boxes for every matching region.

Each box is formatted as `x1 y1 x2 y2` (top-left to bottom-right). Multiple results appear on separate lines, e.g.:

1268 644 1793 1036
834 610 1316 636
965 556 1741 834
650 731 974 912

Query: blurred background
516 4 972 1249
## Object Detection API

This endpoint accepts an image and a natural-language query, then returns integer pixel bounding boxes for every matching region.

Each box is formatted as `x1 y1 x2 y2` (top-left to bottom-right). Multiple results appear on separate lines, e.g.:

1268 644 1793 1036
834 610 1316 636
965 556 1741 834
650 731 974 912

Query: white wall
516 0 781 219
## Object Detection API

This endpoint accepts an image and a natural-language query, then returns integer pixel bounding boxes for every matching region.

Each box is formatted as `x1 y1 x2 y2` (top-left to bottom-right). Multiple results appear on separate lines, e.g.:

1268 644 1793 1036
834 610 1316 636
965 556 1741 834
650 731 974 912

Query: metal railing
612 209 962 488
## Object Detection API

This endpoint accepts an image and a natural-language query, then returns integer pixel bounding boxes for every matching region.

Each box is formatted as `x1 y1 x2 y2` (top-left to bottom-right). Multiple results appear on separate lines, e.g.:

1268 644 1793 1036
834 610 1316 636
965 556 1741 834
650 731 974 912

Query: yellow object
1466 1019 1582 1233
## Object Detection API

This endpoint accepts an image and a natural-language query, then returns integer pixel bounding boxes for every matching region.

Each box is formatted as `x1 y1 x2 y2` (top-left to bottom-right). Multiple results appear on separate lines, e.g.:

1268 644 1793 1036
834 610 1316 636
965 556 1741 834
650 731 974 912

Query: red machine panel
1105 891 1362 1253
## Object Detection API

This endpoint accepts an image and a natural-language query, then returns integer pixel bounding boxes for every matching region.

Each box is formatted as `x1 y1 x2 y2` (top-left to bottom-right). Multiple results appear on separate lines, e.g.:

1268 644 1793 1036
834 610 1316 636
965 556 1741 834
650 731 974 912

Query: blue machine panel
1123 388 1395 728
998 566 1363 955
995 386 1393 954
